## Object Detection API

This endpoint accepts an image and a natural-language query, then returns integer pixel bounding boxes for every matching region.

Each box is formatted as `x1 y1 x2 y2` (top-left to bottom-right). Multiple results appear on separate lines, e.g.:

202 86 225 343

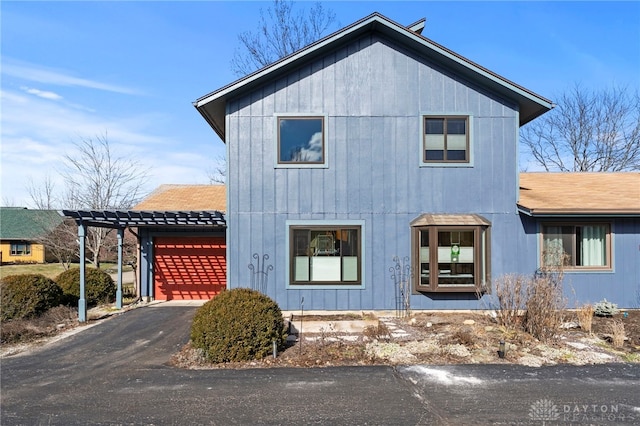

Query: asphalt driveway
2 304 639 425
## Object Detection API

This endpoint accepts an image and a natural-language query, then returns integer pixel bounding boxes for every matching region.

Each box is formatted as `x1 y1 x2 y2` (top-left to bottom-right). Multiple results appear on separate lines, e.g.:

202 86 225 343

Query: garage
62 186 228 312
153 236 226 301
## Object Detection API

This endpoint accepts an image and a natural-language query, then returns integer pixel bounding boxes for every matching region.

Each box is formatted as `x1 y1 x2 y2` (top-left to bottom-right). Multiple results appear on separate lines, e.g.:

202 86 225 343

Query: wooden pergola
60 210 226 322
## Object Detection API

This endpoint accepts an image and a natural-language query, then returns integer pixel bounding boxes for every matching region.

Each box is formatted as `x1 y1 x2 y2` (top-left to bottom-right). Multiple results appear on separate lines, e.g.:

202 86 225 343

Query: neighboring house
192 12 640 310
134 185 227 301
0 207 64 264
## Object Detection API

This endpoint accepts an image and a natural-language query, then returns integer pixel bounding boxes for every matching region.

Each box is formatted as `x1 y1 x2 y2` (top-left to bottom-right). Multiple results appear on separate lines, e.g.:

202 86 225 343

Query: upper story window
277 115 326 167
423 116 470 163
541 223 611 270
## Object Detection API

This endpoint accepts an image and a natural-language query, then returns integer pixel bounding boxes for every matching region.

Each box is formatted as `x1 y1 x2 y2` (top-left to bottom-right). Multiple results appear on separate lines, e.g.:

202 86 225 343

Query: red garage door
153 237 226 301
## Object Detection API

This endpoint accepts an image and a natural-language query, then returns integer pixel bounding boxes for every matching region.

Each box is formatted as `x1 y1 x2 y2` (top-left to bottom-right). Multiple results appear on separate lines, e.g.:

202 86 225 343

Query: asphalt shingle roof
518 172 640 216
0 208 65 240
133 185 226 212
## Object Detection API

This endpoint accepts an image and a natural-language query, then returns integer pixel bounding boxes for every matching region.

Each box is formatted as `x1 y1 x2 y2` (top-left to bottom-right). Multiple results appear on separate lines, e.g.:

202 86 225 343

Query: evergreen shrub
0 274 63 321
594 299 619 317
55 268 116 307
190 288 287 363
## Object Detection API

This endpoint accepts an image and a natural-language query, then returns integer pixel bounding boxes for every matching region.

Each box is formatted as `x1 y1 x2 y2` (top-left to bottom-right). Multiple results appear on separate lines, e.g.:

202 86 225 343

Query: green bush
191 288 287 363
55 268 116 307
594 299 619 317
0 274 63 321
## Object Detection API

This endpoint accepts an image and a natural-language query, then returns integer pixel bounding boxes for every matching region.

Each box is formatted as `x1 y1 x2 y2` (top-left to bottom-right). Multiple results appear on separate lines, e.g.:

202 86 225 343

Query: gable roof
195 12 553 141
518 173 640 217
133 185 226 212
0 208 65 240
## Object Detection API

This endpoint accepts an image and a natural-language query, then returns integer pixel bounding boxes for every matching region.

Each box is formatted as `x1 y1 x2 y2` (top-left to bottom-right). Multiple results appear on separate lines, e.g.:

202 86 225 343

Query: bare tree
27 175 58 209
60 133 150 267
34 217 78 270
206 154 227 184
231 0 337 76
521 84 640 172
1 197 18 207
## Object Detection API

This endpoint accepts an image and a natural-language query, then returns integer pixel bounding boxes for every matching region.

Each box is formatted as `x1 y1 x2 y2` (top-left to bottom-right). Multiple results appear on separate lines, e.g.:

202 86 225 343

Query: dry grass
523 274 567 342
0 306 77 344
609 320 626 348
490 274 527 330
488 271 567 342
577 304 595 333
363 322 391 341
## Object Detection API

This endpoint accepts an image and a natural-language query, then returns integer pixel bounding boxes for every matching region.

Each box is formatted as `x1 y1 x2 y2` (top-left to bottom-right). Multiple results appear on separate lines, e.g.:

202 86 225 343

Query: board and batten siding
225 33 526 310
519 216 640 309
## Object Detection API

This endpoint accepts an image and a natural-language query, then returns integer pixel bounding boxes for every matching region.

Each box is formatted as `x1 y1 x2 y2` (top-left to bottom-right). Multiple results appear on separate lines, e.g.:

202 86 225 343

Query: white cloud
20 86 63 101
298 131 323 162
0 87 219 208
3 58 141 95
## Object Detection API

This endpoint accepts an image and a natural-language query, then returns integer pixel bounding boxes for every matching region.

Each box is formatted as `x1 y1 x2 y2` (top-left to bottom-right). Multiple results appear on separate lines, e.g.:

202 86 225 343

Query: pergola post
78 223 87 323
116 228 124 309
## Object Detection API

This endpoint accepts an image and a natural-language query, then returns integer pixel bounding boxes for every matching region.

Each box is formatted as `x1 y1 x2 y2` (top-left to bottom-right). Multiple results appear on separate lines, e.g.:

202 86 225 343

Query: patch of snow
561 321 580 329
285 381 335 389
566 341 588 350
405 366 483 385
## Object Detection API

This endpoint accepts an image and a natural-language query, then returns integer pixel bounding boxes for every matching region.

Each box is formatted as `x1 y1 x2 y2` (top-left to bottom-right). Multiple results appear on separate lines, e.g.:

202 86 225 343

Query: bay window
412 214 490 292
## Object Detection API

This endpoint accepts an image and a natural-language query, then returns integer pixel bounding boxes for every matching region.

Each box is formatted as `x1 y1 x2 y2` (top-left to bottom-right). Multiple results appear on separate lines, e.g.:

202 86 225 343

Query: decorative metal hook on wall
390 256 413 318
248 253 273 294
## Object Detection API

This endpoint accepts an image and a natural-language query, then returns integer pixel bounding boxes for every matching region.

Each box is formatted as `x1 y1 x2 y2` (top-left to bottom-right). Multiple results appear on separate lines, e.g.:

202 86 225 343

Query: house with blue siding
517 173 640 309
193 12 640 310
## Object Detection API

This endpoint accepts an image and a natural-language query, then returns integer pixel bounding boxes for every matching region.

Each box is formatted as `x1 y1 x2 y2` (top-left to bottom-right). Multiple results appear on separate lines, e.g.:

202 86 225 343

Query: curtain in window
543 226 564 266
581 225 606 266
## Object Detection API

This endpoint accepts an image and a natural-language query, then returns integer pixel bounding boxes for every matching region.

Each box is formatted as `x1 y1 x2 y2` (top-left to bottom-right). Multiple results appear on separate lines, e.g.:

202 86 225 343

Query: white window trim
419 113 474 168
285 219 365 290
274 113 329 169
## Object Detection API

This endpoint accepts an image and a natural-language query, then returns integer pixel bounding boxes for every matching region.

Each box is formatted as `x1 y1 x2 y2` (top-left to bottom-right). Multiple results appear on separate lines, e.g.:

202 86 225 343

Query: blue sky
2 1 639 207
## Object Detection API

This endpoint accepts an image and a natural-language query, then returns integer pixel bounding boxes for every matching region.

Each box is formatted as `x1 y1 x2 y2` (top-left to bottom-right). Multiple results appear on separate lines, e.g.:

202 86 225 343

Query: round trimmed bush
191 288 287 363
1 274 63 321
55 267 116 307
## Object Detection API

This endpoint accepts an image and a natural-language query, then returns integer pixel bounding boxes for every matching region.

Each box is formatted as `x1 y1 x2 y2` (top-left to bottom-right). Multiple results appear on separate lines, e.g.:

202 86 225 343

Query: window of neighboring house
289 225 361 285
423 116 470 163
277 116 326 167
10 242 31 256
541 223 611 269
412 215 490 292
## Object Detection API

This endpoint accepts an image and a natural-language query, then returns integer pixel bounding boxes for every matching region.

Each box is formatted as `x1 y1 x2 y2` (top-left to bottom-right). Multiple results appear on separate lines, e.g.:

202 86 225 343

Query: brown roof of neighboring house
518 173 640 216
133 185 226 212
